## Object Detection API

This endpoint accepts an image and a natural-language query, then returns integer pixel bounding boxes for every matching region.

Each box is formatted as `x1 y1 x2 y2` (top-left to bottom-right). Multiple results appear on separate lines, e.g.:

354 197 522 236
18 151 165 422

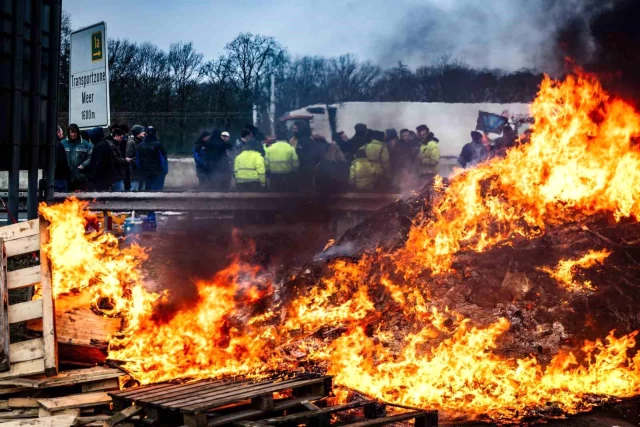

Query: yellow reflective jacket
234 150 266 186
265 141 299 174
350 157 376 190
364 139 391 177
418 141 440 175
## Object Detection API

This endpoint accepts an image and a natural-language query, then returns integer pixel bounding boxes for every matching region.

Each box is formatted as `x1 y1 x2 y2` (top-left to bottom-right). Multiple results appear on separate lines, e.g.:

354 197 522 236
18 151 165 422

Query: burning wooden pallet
109 374 437 427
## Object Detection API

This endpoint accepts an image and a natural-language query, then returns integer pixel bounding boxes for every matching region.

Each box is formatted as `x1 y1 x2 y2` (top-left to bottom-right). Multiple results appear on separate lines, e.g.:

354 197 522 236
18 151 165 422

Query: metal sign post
69 22 110 129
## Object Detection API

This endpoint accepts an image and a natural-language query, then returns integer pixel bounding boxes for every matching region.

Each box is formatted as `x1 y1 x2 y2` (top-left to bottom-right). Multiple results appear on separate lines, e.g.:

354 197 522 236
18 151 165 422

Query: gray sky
63 0 605 72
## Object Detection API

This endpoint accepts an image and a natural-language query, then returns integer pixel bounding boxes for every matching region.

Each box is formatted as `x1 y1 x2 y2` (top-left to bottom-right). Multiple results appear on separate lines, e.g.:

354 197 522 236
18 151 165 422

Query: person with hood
417 126 440 178
363 129 391 187
265 126 299 191
316 143 349 194
87 127 117 191
349 123 368 154
350 147 376 191
234 136 266 191
459 131 489 168
61 123 93 191
293 120 324 191
126 125 146 191
107 128 130 191
136 126 168 191
194 131 212 187
54 125 71 192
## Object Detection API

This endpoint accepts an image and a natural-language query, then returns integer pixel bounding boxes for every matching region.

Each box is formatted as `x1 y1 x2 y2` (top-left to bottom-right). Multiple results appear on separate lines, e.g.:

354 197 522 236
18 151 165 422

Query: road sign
69 22 110 129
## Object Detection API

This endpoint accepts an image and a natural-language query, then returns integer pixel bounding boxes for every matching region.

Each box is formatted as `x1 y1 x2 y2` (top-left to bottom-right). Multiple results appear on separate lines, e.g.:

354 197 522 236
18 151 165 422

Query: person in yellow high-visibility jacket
265 136 299 192
417 136 440 177
363 130 391 189
234 140 266 191
350 148 377 191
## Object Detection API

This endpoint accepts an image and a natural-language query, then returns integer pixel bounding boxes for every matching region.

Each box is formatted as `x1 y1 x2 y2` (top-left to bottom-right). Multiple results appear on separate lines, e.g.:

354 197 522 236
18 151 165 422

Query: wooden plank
72 415 110 426
0 240 10 373
0 415 76 426
7 266 41 290
0 220 39 242
81 378 119 393
125 378 234 405
262 401 367 425
0 386 32 396
4 235 40 258
208 395 324 427
0 359 45 380
8 300 43 324
341 411 431 427
38 219 56 378
31 366 123 389
37 391 111 413
157 377 308 409
0 408 39 419
106 405 142 426
110 378 216 400
8 398 39 408
38 407 81 418
178 377 331 413
10 339 44 364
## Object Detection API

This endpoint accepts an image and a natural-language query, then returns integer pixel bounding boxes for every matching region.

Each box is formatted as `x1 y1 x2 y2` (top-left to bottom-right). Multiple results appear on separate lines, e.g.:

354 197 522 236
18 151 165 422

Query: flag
476 111 509 134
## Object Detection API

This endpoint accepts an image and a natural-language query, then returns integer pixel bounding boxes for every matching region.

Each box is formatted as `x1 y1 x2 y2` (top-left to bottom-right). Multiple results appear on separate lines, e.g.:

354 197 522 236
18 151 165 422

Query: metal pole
252 104 258 128
9 0 25 221
28 0 43 219
270 74 276 137
45 0 61 203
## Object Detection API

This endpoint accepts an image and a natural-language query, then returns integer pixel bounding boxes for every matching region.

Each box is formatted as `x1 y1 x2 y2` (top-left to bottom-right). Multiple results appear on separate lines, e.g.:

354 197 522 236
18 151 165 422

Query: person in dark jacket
194 131 212 188
115 124 131 190
316 143 349 194
87 127 117 191
54 125 71 192
204 128 232 190
390 129 415 189
107 128 130 191
136 126 168 190
349 123 368 154
126 125 146 191
61 124 93 191
293 120 325 191
492 124 517 157
459 131 489 168
335 131 352 160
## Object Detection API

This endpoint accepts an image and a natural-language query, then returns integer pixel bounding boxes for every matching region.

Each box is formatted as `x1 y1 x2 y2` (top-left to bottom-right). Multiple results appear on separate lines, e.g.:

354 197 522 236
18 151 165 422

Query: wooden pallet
0 219 57 379
110 374 334 427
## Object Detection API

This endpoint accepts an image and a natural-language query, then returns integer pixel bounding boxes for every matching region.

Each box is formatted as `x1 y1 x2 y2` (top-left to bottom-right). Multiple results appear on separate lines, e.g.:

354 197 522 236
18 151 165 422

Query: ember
38 71 640 423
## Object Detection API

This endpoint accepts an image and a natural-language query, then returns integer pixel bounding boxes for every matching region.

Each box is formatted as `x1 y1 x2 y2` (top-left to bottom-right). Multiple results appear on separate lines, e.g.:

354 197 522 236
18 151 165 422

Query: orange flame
37 71 640 422
539 249 612 292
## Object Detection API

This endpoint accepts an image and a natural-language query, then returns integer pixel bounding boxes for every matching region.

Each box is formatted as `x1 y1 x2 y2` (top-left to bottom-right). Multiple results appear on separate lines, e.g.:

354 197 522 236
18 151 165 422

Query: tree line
57 12 543 153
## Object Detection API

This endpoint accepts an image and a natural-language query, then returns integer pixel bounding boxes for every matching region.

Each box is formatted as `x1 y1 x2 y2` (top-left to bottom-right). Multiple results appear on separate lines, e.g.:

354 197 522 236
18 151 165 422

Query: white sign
69 22 110 129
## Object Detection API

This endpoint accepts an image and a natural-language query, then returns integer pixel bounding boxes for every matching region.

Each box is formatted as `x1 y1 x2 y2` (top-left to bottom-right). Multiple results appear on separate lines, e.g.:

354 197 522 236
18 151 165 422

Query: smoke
374 0 616 74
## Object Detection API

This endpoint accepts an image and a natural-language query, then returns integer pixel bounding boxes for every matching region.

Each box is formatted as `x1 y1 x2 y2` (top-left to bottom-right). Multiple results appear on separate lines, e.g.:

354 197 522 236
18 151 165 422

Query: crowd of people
53 120 530 193
55 123 168 192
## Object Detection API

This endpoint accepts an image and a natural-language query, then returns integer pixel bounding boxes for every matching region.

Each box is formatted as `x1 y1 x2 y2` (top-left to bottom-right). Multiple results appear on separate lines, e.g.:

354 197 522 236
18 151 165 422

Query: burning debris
28 71 640 424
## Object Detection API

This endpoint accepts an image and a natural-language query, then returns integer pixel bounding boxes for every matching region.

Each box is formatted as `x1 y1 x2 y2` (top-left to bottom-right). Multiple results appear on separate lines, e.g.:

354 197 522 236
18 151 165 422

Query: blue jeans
144 175 165 191
53 180 68 192
111 180 125 192
130 180 145 191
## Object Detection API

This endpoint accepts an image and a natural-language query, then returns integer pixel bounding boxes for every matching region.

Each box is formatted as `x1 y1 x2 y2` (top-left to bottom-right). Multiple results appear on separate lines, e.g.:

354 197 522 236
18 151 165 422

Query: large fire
38 72 640 423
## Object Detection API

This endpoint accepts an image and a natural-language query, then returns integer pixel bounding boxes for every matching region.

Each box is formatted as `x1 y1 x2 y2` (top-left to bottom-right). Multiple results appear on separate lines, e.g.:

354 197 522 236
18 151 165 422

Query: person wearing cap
265 126 299 191
417 125 440 178
126 125 146 191
196 128 232 190
349 123 368 154
87 127 117 191
221 131 230 143
61 123 93 191
136 126 168 191
459 131 489 169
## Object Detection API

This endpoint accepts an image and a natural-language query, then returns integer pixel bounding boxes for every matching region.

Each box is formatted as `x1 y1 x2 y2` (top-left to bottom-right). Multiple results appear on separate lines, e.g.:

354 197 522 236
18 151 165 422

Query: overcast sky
63 0 605 73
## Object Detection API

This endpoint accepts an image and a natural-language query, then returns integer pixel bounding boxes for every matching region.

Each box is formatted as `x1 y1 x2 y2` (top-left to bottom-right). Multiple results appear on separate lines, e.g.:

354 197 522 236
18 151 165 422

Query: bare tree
327 54 381 102
225 33 287 107
168 42 204 112
58 11 72 115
